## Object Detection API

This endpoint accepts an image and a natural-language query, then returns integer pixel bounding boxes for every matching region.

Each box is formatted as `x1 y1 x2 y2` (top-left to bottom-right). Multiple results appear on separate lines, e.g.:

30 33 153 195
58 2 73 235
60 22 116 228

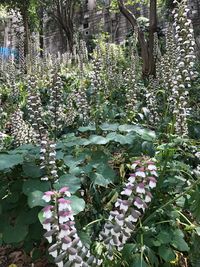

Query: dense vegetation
0 0 200 266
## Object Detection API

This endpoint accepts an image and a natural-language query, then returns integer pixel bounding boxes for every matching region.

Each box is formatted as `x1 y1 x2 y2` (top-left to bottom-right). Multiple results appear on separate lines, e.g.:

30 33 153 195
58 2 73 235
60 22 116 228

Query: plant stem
83 218 104 230
143 175 200 225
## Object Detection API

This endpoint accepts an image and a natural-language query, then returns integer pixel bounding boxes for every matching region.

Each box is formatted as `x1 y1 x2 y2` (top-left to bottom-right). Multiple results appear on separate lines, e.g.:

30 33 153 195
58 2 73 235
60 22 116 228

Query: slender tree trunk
149 0 157 76
117 0 149 76
38 6 44 57
21 8 30 57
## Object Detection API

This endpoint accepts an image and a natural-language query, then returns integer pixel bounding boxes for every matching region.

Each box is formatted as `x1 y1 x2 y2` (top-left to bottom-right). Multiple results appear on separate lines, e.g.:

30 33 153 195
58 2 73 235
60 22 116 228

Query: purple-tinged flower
48 244 60 258
128 174 136 183
68 247 77 261
108 210 119 221
43 205 54 219
131 160 140 170
61 236 72 250
150 170 158 177
59 211 74 224
135 167 146 178
42 218 52 231
58 198 72 211
115 199 130 212
134 197 146 211
121 184 133 196
115 214 125 226
148 177 157 188
136 183 145 194
144 191 152 202
127 209 141 223
42 191 55 202
59 187 71 197
59 224 70 238
147 163 157 171
44 229 56 243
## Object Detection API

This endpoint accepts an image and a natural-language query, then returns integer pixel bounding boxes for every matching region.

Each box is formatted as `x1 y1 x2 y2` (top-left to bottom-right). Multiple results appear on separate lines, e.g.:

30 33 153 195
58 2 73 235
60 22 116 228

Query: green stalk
143 175 200 225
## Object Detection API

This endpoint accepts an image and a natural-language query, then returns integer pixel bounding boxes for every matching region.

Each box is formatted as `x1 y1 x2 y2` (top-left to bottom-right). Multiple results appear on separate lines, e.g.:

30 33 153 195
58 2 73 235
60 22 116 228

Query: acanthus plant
41 157 158 266
169 0 196 136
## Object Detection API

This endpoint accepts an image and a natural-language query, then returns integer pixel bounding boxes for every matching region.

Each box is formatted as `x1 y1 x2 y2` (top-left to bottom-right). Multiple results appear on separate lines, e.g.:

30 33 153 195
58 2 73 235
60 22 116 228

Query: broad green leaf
118 124 138 132
38 210 45 224
78 125 96 132
171 229 189 251
78 231 91 246
0 153 23 171
70 195 85 215
118 124 156 141
22 180 50 195
122 243 136 261
100 123 119 131
89 135 108 145
158 245 176 262
191 186 200 221
63 155 83 169
130 254 148 267
54 174 81 193
28 190 46 208
157 231 172 244
106 132 126 144
56 151 64 160
16 208 41 225
3 224 28 243
22 162 42 178
90 172 114 187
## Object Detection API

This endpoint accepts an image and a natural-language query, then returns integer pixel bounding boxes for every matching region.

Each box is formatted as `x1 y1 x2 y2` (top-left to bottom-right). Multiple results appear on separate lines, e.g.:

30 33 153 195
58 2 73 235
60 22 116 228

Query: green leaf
130 254 148 267
70 195 85 215
54 174 81 193
3 224 28 243
28 190 46 208
89 135 108 145
90 173 110 186
79 231 91 246
122 243 136 262
63 155 83 169
78 125 96 132
100 123 119 131
191 186 200 221
38 210 44 224
118 124 156 141
118 124 138 132
22 162 42 178
157 231 172 244
0 153 24 171
158 245 176 262
22 180 50 196
106 132 125 144
171 229 189 252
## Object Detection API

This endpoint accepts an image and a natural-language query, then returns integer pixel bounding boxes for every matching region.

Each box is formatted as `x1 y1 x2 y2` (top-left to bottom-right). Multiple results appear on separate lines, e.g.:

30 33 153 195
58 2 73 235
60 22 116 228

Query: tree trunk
38 6 44 57
21 8 30 57
149 0 157 76
117 0 149 77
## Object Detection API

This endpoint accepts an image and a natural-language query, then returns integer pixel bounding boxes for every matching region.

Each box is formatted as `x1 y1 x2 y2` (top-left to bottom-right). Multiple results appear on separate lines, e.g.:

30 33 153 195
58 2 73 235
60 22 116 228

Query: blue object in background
0 47 18 59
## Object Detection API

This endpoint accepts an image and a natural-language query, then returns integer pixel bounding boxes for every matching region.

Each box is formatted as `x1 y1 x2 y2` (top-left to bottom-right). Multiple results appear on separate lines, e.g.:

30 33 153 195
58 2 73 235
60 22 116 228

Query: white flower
128 175 135 183
42 191 54 202
49 250 58 258
57 262 64 267
46 236 52 243
136 183 145 194
148 164 157 171
69 254 76 261
135 170 146 178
